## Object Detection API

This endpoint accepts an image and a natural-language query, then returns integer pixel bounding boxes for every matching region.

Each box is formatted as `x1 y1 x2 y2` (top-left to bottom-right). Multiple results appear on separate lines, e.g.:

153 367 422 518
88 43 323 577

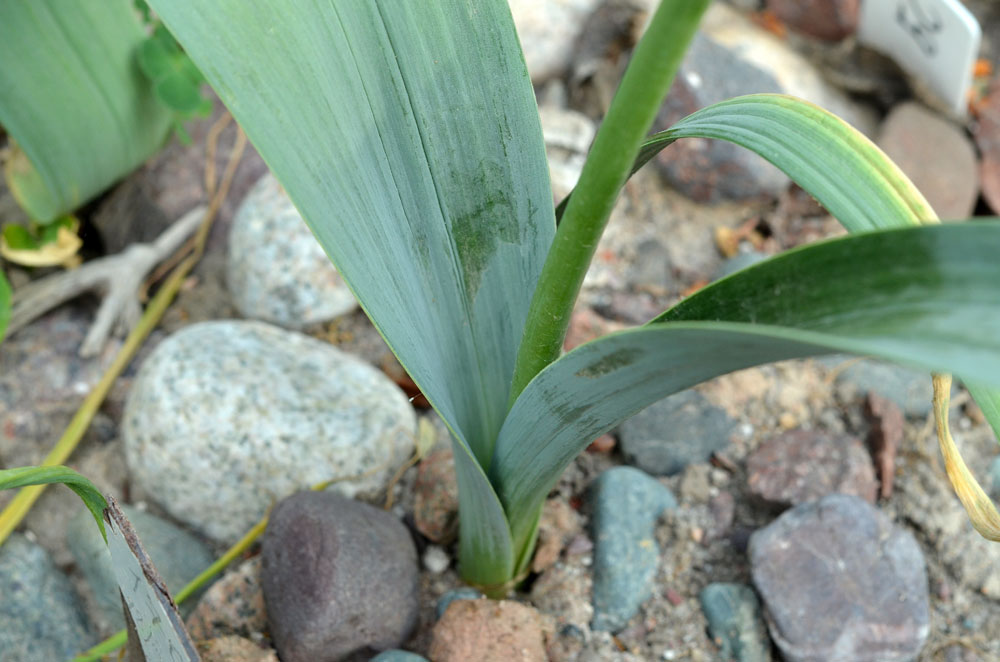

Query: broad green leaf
0 0 173 222
0 269 10 342
0 466 107 541
148 0 550 585
494 222 1000 561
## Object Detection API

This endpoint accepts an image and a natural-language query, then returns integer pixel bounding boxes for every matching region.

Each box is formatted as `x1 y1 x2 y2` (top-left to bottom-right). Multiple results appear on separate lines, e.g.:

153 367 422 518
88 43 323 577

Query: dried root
6 205 206 357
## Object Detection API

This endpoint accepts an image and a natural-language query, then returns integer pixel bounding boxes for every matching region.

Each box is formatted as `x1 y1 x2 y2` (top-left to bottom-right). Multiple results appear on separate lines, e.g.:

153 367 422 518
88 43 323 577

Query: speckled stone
227 173 357 329
509 0 603 83
67 504 214 631
699 583 771 662
123 320 416 543
750 494 929 662
261 491 420 662
589 466 677 632
186 557 267 641
0 534 96 661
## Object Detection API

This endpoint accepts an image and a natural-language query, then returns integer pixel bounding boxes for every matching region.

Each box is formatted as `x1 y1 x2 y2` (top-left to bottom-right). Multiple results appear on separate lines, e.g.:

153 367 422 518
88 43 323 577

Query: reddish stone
413 448 459 543
746 429 877 507
865 392 904 499
429 600 552 662
767 0 859 41
586 433 616 453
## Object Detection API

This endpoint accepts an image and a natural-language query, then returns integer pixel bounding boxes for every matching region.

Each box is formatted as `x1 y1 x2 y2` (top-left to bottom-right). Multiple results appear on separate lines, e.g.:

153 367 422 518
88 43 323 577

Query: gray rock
67 504 214 630
227 173 357 329
699 583 771 662
261 491 420 662
877 102 979 221
749 494 929 662
589 466 677 632
0 534 96 661
509 0 603 83
436 587 484 620
619 390 736 476
828 358 935 418
370 651 430 662
123 320 416 543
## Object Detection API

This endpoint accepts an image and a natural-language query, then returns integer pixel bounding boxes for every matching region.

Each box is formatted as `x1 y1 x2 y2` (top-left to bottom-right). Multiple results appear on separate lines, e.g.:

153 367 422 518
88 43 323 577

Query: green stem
508 0 709 405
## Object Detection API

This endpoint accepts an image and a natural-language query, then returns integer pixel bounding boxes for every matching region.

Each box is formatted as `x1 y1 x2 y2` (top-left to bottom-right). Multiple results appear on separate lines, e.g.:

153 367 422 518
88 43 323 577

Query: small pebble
370 651 430 662
699 583 771 662
429 599 551 662
422 545 451 575
589 466 677 631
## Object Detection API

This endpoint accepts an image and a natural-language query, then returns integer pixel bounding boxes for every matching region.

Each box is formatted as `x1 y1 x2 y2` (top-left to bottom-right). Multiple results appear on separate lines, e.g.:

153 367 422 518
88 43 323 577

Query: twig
7 207 205 357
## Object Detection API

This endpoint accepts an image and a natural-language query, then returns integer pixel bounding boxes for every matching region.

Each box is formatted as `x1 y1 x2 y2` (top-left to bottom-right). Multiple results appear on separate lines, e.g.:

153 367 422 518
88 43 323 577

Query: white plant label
858 0 981 116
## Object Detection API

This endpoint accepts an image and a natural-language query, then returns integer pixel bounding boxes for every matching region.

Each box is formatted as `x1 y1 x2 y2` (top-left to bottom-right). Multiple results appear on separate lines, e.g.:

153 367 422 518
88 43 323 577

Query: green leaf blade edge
0 466 107 541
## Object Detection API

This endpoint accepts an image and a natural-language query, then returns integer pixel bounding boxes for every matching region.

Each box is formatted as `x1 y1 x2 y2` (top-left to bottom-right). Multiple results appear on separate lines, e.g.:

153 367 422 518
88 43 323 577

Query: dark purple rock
746 429 878 507
261 491 420 662
767 0 859 41
749 494 929 662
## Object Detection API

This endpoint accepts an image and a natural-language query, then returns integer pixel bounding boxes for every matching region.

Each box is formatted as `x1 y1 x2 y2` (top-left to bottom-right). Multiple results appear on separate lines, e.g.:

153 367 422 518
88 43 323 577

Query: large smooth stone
260 491 420 662
123 320 415 543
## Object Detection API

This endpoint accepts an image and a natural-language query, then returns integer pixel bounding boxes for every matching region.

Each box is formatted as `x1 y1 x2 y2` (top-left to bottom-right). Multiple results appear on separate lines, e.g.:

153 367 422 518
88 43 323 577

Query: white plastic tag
858 0 981 116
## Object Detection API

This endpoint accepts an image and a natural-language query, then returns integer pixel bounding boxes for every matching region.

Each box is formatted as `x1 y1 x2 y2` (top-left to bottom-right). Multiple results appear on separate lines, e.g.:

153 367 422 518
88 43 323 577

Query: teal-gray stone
435 587 484 620
67 504 214 630
590 466 677 632
369 651 429 662
619 390 736 476
699 583 771 662
0 534 96 661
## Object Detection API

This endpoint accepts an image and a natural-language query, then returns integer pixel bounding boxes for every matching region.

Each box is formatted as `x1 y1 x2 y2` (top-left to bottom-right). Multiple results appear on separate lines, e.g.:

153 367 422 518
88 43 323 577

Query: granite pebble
227 173 357 329
123 320 416 543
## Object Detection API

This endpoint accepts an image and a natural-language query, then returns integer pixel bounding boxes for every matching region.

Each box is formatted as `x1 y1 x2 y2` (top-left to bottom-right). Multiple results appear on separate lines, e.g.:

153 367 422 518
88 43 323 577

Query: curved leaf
0 466 107 541
494 222 1000 559
557 94 936 230
149 0 553 468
